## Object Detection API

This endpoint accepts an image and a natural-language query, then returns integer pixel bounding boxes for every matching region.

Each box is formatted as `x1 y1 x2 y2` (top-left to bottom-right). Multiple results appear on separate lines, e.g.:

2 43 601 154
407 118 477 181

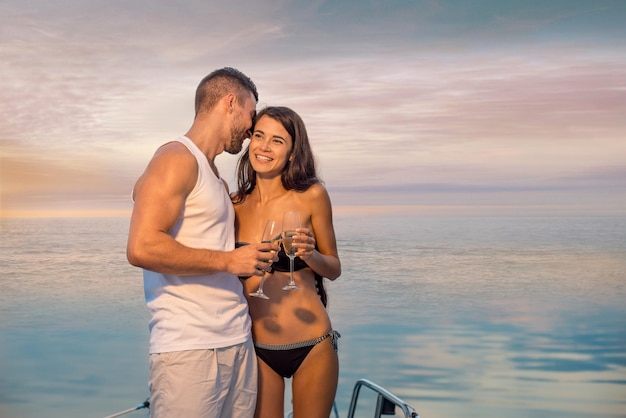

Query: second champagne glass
249 219 282 299
281 211 301 290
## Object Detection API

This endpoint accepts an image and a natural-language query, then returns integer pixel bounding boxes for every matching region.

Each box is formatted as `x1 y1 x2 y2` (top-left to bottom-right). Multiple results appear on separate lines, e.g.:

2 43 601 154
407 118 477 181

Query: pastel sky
2 0 625 217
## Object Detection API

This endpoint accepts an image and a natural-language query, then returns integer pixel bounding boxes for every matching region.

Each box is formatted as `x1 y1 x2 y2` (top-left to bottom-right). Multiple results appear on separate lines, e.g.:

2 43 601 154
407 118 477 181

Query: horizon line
2 205 625 219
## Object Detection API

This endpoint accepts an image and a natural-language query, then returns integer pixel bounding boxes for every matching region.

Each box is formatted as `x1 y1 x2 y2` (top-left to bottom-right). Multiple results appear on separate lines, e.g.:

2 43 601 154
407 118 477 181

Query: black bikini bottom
253 330 340 378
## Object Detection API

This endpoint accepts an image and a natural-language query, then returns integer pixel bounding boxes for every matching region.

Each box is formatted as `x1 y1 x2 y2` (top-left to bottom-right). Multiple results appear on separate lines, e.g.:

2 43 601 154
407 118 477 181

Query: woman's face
249 115 293 175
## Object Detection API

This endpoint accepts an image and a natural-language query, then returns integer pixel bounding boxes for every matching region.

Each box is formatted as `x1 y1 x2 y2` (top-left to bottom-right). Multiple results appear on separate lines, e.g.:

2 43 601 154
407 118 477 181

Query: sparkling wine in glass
249 219 282 299
282 211 301 290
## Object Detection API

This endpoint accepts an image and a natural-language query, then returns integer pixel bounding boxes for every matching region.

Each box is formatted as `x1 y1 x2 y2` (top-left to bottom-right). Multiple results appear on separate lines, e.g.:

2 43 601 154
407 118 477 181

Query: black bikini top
235 241 327 307
273 247 308 272
234 242 308 273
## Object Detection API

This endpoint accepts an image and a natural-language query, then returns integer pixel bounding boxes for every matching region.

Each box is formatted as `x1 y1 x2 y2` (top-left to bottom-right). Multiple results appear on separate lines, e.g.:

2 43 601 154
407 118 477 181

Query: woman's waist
247 301 328 337
252 321 334 346
254 330 340 351
249 292 329 318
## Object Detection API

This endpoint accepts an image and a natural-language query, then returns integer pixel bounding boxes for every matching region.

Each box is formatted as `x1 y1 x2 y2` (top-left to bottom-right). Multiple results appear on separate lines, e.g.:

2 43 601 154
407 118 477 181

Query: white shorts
148 338 257 418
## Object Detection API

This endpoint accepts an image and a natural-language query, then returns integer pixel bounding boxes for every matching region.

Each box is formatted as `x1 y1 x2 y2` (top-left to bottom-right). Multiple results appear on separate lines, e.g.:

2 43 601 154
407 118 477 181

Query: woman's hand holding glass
281 211 302 290
291 227 316 261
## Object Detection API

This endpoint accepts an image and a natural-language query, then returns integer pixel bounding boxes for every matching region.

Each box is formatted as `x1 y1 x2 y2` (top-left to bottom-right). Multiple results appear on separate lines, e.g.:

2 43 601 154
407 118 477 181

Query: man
127 67 278 418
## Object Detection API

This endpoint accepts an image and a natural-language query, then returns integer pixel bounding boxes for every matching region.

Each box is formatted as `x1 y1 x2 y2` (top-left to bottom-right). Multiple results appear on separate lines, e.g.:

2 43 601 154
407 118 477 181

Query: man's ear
226 93 236 112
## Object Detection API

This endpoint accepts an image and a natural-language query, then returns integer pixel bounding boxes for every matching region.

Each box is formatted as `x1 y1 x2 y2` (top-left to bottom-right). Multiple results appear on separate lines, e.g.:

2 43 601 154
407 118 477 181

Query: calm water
1 214 625 418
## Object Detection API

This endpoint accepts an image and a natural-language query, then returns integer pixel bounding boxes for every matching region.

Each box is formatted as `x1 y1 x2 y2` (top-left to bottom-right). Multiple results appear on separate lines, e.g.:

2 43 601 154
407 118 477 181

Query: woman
232 106 341 418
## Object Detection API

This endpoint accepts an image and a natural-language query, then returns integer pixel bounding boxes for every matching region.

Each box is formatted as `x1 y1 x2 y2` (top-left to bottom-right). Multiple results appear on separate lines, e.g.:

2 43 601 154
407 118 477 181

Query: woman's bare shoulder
304 181 328 196
301 182 331 203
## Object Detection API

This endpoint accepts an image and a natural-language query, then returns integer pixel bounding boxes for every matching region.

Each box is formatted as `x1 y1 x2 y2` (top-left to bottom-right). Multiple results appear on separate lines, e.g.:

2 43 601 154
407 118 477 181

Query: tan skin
127 91 278 279
234 115 341 418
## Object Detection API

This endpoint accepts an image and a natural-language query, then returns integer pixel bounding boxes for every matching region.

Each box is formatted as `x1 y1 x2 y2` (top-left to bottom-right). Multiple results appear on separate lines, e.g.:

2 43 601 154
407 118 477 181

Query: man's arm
127 142 275 277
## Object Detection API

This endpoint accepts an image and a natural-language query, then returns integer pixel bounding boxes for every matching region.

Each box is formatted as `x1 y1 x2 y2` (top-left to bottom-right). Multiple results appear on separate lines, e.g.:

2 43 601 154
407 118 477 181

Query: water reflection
1 216 625 418
332 308 626 418
328 215 626 417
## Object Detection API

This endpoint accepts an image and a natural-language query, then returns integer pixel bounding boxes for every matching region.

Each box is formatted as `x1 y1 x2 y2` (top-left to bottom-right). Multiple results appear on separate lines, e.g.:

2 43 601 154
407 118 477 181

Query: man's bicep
134 151 197 234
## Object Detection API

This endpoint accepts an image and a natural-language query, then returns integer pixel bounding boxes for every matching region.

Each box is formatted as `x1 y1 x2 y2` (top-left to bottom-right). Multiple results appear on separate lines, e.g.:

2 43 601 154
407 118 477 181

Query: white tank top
143 136 251 353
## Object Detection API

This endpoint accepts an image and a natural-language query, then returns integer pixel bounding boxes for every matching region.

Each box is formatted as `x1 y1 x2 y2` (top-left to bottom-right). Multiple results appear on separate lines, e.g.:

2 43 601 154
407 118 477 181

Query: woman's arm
297 183 341 280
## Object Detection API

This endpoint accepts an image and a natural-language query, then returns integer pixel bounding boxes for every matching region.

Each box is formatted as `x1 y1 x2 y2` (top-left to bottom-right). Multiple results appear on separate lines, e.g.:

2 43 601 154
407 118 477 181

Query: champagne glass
281 211 301 290
249 219 282 299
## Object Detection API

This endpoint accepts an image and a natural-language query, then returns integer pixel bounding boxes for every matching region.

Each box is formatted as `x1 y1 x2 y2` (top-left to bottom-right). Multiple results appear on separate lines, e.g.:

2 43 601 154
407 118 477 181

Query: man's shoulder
157 138 192 153
153 140 196 162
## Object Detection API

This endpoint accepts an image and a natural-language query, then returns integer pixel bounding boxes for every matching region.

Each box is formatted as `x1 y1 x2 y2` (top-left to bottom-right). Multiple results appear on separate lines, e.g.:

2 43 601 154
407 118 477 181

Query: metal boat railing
104 378 419 418
103 398 149 418
346 378 419 418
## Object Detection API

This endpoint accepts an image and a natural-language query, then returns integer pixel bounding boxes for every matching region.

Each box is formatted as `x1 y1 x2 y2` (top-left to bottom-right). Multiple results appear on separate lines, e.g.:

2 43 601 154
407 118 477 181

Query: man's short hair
195 67 258 115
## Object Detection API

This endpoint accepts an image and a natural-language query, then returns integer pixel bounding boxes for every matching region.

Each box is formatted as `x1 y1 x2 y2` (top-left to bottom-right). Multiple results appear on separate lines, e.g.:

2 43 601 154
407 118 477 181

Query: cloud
1 0 625 215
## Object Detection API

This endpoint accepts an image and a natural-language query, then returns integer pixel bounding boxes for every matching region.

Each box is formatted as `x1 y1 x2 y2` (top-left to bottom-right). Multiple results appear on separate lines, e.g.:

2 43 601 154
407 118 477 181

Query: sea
1 213 625 418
